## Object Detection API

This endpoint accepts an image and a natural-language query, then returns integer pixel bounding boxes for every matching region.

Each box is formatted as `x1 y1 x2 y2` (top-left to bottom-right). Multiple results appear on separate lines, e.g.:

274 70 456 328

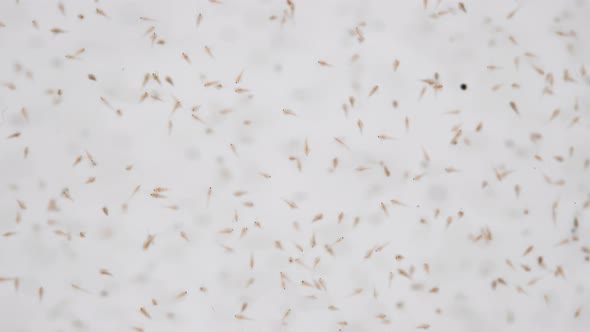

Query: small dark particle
460 83 467 90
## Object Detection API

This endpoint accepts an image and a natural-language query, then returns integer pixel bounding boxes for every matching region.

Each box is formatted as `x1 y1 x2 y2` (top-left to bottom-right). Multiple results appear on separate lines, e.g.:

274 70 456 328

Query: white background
1 0 590 331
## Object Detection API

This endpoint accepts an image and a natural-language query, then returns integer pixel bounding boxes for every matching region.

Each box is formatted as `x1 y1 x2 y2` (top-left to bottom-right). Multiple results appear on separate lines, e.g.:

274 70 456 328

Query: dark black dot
460 83 467 90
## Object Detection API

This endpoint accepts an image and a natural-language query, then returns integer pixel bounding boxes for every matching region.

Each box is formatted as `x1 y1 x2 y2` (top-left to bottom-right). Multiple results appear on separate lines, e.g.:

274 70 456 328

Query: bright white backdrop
1 0 590 331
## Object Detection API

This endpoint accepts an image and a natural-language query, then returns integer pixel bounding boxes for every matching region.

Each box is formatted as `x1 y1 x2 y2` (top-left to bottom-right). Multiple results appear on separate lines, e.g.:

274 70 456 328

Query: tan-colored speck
369 85 379 96
96 8 108 17
143 235 155 250
139 307 151 319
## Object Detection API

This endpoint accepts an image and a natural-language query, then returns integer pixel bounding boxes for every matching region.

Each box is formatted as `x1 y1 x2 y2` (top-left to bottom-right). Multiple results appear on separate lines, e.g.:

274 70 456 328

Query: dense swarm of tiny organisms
0 1 589 331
